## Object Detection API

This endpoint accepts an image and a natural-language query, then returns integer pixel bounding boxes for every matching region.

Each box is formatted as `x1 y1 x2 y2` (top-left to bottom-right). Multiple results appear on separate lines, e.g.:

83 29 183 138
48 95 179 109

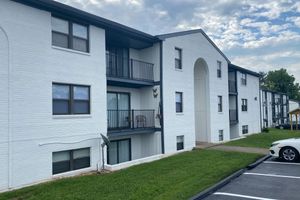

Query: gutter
259 87 263 130
159 41 165 154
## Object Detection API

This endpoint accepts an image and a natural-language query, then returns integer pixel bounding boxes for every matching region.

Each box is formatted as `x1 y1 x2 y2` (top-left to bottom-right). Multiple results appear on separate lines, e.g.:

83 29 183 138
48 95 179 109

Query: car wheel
280 147 299 162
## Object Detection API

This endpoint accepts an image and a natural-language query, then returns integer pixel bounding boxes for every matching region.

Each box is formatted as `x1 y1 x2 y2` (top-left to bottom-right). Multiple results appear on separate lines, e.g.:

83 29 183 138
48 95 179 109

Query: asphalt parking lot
204 158 300 200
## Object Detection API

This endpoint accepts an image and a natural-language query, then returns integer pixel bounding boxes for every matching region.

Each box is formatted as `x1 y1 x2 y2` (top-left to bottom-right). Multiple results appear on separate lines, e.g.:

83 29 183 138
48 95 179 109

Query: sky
56 0 300 83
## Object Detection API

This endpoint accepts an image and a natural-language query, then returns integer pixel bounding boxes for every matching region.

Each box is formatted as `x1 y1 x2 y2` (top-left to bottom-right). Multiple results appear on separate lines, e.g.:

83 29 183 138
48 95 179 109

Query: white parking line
244 172 300 179
214 192 278 200
264 161 300 166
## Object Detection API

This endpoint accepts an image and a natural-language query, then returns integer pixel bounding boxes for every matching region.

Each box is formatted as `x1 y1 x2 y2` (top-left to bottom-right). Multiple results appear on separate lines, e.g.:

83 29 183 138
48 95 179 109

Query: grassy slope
225 129 300 148
0 150 260 200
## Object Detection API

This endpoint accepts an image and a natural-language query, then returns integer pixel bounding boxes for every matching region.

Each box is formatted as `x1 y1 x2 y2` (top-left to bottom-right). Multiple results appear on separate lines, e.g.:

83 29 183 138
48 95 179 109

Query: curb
190 154 271 200
247 155 271 169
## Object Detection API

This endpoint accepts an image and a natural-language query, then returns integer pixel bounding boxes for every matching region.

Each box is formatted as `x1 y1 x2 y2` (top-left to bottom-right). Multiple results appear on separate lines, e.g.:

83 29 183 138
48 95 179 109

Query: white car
270 138 300 162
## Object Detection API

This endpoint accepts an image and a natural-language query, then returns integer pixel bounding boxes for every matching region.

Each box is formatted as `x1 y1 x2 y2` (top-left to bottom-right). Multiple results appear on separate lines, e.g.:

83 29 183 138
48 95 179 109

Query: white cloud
243 30 300 49
287 16 300 27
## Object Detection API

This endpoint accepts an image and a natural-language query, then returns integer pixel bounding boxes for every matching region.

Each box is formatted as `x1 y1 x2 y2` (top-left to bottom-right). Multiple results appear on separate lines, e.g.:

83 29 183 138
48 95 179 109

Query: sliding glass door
108 139 131 165
106 47 129 78
107 92 130 129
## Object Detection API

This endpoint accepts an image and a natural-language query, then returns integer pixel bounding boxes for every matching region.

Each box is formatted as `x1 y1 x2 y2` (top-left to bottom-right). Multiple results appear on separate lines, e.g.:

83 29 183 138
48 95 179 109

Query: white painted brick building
0 0 262 191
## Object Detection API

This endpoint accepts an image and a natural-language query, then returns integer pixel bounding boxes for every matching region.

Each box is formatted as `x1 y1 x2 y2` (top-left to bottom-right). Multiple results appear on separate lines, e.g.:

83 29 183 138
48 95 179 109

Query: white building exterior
260 89 289 128
228 64 261 139
0 0 262 191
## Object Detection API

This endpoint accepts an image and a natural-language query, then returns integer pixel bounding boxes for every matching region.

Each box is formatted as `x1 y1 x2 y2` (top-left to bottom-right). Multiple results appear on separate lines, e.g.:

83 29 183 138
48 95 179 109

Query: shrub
262 128 269 133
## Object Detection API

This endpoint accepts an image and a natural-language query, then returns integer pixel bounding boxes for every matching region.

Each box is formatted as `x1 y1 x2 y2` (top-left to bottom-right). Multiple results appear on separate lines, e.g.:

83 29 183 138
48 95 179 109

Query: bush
262 128 269 133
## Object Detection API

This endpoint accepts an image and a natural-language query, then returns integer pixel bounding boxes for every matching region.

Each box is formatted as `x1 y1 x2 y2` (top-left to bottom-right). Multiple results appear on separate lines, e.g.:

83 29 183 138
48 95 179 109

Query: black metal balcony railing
107 109 155 130
106 53 154 82
228 80 237 93
229 109 238 123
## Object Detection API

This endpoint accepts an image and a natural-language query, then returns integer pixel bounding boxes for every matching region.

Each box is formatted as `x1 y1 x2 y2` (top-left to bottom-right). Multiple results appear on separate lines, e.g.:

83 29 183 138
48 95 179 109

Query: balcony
107 109 156 136
229 109 238 124
106 53 155 88
228 80 237 94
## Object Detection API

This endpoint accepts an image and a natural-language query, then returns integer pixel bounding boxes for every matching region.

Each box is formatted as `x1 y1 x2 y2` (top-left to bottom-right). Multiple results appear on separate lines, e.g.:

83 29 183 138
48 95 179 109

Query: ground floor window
108 139 131 165
177 136 184 150
242 125 249 134
52 148 90 175
219 130 224 141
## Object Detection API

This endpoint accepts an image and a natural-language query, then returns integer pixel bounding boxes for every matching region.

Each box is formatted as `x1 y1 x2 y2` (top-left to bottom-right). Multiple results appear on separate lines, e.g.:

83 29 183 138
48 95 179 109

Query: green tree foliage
260 68 300 100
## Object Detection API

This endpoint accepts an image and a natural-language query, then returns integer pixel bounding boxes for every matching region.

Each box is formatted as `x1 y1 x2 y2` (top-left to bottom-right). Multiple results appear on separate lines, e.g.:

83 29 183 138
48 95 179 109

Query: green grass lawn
0 150 261 200
225 128 300 148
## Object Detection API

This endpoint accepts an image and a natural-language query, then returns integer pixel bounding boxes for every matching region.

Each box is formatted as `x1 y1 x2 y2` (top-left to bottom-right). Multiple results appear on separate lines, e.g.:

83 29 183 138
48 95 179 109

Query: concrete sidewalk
209 145 269 155
196 142 269 155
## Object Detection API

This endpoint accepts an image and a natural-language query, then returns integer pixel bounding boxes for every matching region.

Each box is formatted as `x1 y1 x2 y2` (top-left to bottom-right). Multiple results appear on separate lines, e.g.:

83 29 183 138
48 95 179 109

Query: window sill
52 46 91 56
218 112 224 114
175 68 183 72
176 113 184 116
53 114 92 119
176 148 185 152
52 166 92 178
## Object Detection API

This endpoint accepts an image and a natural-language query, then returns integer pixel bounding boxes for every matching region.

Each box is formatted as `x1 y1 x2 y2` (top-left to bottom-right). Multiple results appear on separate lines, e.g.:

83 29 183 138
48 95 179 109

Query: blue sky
57 0 300 83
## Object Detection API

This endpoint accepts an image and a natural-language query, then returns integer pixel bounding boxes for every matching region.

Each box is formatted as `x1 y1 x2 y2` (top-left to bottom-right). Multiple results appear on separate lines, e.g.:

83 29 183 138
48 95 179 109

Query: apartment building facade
228 64 261 139
0 0 261 191
260 89 289 128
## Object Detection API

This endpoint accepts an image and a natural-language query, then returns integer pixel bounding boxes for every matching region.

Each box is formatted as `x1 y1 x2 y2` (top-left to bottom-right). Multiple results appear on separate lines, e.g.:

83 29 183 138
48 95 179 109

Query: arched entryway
0 27 9 190
194 58 209 143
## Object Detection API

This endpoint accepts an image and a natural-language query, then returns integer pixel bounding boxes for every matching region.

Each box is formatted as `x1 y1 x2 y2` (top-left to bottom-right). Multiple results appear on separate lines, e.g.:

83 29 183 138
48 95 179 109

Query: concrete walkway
196 142 269 155
209 145 269 155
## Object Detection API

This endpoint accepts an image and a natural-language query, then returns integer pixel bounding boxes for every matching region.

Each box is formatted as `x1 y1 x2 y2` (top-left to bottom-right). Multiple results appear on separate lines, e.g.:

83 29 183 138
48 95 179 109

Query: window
52 16 89 52
242 125 248 134
107 92 130 129
175 48 182 69
52 148 90 175
217 61 222 78
241 73 247 85
218 96 223 112
177 136 184 150
53 83 90 115
241 99 248 111
176 92 183 113
107 139 131 165
219 130 224 141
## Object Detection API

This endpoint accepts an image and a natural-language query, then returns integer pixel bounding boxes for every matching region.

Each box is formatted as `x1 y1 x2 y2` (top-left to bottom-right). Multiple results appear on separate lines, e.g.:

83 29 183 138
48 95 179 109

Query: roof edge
156 29 230 63
12 0 160 43
229 63 261 77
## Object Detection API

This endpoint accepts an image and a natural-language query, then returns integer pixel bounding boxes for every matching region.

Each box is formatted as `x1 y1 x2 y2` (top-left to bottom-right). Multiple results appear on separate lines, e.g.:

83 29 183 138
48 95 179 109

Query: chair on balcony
135 115 146 128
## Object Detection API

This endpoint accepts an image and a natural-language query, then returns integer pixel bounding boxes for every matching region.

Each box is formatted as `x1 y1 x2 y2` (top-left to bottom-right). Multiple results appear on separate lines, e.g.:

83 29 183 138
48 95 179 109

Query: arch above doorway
194 58 210 143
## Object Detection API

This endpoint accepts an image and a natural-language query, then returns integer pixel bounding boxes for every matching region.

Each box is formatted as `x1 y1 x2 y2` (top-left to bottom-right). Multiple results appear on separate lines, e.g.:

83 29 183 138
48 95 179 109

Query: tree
261 68 300 100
